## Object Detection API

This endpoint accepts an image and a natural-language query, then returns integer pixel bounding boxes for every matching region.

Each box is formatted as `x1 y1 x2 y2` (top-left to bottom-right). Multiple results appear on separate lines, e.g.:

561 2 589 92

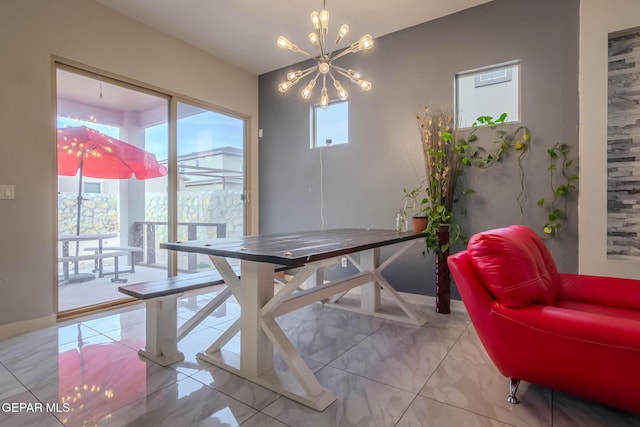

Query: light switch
0 185 14 200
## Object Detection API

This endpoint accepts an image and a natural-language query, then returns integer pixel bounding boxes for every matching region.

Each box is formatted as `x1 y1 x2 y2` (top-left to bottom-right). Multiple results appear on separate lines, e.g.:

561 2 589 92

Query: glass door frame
53 57 252 316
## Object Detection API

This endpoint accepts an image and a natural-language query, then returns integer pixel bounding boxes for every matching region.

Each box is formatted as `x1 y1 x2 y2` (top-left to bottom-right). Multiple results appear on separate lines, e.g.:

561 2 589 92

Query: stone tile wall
607 30 640 257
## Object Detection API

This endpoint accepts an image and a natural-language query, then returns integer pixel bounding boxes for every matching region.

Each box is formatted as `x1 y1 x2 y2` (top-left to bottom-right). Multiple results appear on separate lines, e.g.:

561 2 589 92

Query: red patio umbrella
57 126 168 237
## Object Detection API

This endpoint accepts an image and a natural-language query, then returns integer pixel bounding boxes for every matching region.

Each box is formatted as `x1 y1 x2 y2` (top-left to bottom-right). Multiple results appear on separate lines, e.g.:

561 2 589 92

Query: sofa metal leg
507 378 520 404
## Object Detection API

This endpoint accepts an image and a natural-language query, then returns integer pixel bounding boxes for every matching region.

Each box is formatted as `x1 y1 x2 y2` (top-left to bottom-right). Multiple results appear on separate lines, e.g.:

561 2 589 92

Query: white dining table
161 228 427 411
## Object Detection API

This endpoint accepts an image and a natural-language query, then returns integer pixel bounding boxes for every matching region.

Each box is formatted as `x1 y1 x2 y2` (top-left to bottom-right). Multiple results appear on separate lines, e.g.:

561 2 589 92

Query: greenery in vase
414 108 533 253
415 108 463 253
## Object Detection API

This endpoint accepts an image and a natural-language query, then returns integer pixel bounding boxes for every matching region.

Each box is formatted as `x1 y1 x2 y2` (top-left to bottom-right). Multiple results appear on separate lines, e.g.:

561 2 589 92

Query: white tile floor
1 291 639 427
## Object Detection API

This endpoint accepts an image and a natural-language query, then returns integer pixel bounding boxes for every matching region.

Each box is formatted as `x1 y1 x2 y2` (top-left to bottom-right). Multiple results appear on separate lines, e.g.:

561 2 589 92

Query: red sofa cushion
467 225 559 307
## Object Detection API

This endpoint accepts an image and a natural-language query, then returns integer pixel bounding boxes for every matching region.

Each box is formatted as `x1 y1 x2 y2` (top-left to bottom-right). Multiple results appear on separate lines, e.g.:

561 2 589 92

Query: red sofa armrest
558 273 640 311
493 303 640 350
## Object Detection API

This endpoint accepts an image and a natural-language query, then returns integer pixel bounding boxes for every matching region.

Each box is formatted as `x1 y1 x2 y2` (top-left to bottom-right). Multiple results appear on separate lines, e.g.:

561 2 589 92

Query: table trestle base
325 242 427 326
200 245 426 411
197 349 336 411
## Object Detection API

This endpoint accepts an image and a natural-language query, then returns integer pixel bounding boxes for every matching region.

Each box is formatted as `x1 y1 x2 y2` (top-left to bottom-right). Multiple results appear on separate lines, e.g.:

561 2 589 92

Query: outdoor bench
59 250 130 283
118 266 287 366
85 245 143 276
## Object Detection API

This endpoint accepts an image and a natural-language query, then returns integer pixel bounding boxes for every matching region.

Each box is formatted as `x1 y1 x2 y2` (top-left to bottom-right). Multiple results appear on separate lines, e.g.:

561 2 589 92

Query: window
456 62 520 129
84 182 101 193
312 101 348 148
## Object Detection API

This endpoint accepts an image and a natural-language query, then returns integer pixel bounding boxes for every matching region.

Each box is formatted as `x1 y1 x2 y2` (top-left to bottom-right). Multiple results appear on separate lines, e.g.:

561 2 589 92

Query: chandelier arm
301 65 318 75
310 71 321 83
320 34 327 57
295 48 316 59
331 46 356 61
299 68 317 80
334 68 354 81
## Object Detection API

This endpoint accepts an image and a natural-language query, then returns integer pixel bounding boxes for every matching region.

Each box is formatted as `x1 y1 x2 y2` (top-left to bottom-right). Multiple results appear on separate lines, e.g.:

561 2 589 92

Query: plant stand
436 224 451 314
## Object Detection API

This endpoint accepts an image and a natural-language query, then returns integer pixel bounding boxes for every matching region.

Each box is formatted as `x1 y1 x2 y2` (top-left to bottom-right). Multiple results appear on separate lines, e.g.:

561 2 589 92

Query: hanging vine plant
537 143 579 236
449 113 532 221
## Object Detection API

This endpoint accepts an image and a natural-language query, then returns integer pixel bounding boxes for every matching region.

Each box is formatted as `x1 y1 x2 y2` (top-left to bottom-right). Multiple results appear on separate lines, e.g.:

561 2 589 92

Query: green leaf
468 135 477 143
548 150 558 158
543 226 553 234
496 112 508 123
565 160 574 168
555 185 568 196
548 212 558 221
461 157 470 165
537 199 545 206
442 131 452 141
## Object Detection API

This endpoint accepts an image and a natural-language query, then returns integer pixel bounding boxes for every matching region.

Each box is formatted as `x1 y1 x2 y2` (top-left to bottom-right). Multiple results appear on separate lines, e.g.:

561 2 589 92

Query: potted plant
402 184 429 232
415 108 463 314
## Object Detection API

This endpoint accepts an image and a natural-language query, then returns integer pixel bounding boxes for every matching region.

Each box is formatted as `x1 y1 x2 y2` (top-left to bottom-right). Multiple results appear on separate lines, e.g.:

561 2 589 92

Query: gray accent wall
259 0 579 296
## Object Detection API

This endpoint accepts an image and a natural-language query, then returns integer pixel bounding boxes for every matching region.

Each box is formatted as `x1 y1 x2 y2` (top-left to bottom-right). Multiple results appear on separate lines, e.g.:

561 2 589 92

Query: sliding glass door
175 102 245 273
56 64 248 314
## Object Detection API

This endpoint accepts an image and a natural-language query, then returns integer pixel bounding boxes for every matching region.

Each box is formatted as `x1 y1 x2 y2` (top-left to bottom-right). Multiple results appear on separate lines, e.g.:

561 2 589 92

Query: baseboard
388 290 467 313
0 314 57 341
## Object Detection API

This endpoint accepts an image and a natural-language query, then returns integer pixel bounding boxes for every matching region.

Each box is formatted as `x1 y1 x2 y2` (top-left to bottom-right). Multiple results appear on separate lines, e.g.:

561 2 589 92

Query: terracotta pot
412 216 428 232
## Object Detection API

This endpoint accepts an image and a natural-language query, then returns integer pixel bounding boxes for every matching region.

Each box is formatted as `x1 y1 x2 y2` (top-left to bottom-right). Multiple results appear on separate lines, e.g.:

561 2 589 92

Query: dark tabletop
160 228 426 268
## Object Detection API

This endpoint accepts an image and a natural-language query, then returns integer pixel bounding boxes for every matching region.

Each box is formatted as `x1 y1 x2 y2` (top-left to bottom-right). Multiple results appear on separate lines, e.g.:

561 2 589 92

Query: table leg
197 257 336 411
360 248 381 312
239 260 274 376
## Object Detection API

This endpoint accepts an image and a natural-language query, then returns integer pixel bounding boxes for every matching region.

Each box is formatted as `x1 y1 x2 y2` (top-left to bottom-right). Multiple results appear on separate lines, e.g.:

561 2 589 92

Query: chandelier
276 0 373 108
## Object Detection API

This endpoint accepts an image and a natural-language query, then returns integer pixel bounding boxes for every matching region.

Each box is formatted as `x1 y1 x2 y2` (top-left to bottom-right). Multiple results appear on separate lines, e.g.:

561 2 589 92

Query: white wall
579 0 640 278
0 0 258 335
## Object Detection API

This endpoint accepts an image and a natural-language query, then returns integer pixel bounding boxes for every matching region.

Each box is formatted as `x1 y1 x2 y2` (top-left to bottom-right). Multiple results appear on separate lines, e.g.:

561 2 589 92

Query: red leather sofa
447 225 640 413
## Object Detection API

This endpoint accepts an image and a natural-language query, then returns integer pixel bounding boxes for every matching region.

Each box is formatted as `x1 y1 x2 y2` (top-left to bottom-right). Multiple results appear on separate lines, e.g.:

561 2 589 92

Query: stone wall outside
58 190 244 238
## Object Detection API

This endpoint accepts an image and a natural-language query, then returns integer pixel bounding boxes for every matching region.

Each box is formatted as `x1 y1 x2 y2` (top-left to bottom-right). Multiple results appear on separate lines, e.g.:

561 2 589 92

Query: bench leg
110 256 128 283
139 295 185 366
129 251 136 274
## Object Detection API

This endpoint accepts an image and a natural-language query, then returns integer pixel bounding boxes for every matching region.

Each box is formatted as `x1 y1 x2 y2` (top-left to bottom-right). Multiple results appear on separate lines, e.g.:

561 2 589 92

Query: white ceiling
95 0 493 75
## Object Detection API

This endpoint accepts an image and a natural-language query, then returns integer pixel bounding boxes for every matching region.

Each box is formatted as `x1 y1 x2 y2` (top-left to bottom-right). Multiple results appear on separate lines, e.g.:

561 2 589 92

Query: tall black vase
435 224 451 314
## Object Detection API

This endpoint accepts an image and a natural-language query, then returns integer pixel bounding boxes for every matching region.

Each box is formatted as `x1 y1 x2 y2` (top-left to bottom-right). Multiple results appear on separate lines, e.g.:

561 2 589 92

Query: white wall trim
383 290 468 314
0 314 57 341
579 0 640 279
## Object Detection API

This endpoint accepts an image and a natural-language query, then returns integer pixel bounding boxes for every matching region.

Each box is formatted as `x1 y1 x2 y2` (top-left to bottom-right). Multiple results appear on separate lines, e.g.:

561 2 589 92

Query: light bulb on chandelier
276 0 373 109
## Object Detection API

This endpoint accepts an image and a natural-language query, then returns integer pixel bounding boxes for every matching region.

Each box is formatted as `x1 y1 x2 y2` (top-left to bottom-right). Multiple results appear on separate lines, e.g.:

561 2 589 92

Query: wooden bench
85 246 144 276
59 251 130 283
118 266 286 366
118 268 239 366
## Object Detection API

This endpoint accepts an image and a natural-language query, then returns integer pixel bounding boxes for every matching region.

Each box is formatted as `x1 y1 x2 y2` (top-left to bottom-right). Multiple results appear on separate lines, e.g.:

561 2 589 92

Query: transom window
456 62 520 128
311 101 348 149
